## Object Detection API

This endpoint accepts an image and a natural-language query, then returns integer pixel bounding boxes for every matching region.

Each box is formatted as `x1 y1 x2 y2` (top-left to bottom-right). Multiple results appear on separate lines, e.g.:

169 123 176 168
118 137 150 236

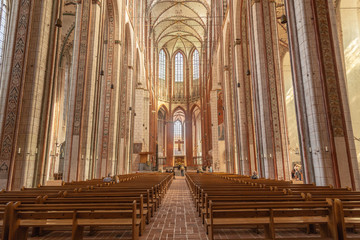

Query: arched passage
45 3 76 181
282 52 301 177
339 0 360 163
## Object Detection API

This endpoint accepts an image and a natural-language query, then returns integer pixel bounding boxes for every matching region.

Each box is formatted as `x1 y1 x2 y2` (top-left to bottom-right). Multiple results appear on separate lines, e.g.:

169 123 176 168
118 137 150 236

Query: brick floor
28 177 360 239
139 176 208 240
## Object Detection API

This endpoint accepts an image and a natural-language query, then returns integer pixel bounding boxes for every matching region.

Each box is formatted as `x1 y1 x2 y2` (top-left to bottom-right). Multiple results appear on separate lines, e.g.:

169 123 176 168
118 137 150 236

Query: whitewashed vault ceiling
148 0 209 56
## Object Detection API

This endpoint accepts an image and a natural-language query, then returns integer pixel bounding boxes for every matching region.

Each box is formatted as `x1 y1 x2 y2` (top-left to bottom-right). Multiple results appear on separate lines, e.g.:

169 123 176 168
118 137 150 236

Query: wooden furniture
185 173 360 239
207 201 337 240
9 202 140 240
0 173 173 240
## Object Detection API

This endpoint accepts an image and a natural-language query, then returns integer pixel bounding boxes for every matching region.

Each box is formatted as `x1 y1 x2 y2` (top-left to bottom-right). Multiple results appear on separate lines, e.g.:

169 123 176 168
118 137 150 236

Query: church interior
0 0 360 239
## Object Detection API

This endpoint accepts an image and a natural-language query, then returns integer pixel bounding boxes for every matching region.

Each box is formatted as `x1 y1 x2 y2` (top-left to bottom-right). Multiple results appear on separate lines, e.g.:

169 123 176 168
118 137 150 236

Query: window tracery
175 52 183 83
192 49 200 99
0 0 8 68
159 49 167 99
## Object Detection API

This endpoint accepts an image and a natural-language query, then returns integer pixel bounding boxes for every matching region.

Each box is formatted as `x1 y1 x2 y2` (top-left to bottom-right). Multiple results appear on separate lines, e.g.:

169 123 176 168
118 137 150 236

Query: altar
174 156 186 166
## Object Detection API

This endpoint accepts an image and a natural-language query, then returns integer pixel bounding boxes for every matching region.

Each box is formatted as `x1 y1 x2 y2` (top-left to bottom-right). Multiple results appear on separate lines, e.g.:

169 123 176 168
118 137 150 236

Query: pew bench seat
19 219 73 227
77 218 142 226
205 217 270 225
9 202 141 240
206 201 337 240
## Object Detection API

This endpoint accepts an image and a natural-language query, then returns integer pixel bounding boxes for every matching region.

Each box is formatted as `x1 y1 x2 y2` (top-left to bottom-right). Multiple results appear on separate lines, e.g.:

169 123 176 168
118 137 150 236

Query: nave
0 172 359 239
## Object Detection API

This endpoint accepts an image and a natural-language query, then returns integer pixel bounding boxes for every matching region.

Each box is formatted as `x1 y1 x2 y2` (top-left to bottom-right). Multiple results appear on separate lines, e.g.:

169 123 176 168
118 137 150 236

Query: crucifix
175 139 184 151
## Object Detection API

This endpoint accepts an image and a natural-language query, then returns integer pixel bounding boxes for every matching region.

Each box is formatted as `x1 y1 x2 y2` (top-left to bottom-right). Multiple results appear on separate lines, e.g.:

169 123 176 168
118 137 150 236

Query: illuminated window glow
193 49 199 81
175 52 183 82
159 50 166 80
0 0 8 68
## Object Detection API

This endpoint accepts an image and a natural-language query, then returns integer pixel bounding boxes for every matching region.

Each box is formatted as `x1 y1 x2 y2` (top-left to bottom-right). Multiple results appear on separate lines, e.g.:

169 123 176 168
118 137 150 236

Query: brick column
249 0 290 180
0 1 59 189
233 1 257 175
286 0 359 188
185 112 192 167
63 1 93 182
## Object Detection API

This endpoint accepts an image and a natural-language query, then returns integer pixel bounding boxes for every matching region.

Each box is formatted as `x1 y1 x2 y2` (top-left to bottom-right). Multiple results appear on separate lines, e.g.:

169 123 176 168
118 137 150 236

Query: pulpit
138 152 154 171
139 152 153 164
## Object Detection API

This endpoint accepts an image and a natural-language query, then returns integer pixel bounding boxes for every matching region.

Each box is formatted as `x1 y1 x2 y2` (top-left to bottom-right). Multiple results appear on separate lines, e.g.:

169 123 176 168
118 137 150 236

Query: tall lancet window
0 0 8 68
175 52 183 82
192 49 200 97
174 120 184 155
159 49 166 98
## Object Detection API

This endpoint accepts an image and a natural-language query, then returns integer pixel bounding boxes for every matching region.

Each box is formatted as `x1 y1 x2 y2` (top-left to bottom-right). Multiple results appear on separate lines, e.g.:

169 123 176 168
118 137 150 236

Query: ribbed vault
148 0 209 56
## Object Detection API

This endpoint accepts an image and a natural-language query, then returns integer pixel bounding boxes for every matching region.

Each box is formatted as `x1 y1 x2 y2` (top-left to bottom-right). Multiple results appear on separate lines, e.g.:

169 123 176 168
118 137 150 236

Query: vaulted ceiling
148 0 209 57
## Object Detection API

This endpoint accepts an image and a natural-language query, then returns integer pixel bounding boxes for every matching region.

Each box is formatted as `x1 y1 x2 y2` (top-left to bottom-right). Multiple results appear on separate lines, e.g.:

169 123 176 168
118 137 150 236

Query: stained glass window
175 52 183 82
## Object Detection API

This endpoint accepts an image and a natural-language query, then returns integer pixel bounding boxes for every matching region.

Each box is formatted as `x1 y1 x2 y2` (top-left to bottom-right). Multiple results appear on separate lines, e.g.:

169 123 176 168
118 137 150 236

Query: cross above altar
175 139 184 151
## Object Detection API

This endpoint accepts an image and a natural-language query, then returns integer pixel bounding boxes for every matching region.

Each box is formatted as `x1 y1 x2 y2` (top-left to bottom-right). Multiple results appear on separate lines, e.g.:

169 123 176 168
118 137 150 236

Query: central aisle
140 176 208 240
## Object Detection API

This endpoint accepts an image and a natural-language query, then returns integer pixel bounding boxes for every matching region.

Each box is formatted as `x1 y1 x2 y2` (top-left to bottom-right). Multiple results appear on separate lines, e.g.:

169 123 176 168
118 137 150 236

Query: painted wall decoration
0 0 32 180
133 143 142 154
217 90 225 140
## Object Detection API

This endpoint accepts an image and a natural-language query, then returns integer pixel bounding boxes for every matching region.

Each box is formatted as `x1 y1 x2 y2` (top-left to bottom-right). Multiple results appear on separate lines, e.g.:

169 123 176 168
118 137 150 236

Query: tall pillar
286 0 359 188
0 0 60 189
210 90 221 171
124 66 134 173
249 0 290 180
222 66 234 173
166 120 174 167
64 0 94 182
232 1 256 176
185 112 193 166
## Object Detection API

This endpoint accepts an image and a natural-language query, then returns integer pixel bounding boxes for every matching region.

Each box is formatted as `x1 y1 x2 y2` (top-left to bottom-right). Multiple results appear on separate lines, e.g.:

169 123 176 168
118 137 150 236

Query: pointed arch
190 104 201 113
172 105 187 116
158 104 169 115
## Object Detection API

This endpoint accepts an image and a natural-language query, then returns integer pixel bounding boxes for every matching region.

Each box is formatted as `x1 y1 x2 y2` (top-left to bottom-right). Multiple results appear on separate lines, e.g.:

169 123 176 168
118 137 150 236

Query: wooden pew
207 200 337 240
186 173 346 239
42 194 149 228
0 173 172 239
201 194 307 223
334 199 360 239
8 201 141 240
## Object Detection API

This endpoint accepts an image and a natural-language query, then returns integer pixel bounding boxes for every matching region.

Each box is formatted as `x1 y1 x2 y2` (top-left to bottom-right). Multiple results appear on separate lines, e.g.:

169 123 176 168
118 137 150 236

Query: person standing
180 165 185 176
